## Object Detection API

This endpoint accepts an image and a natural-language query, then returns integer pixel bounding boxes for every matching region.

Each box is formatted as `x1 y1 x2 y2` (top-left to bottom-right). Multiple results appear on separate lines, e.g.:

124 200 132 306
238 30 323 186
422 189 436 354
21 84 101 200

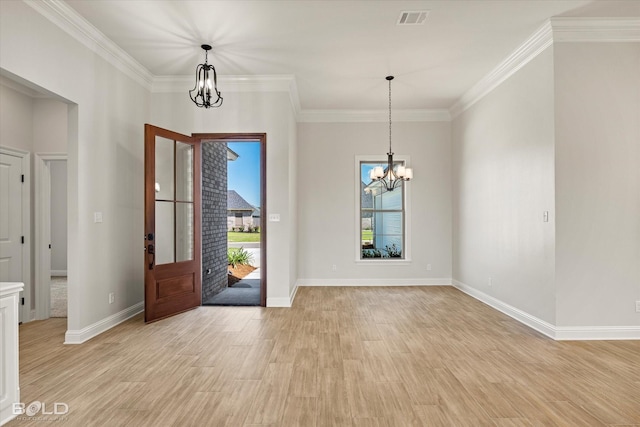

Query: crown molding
152 74 296 94
450 17 640 118
153 74 302 118
153 76 448 123
449 21 553 119
30 2 637 124
298 108 451 123
551 17 640 42
24 0 154 90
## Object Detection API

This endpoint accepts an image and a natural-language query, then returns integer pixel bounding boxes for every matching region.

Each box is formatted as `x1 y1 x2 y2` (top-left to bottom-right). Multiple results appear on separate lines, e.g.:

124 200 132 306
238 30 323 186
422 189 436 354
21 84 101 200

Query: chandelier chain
388 78 392 154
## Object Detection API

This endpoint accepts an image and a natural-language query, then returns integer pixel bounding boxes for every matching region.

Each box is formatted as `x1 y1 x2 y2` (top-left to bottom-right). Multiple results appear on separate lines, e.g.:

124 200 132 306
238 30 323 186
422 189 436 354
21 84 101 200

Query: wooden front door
144 124 202 322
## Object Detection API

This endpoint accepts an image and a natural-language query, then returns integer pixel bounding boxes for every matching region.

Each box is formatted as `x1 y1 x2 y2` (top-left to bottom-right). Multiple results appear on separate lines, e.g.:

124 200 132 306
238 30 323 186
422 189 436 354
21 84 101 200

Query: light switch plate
94 212 103 223
268 214 280 222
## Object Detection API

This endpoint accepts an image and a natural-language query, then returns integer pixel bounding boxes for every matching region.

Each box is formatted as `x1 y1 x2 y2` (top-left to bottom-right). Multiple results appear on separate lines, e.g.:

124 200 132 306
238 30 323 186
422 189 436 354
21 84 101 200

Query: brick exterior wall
202 142 228 301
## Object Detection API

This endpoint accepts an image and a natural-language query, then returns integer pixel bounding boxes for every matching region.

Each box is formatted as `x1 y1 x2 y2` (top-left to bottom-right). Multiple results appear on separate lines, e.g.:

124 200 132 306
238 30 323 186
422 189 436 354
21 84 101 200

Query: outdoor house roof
228 190 254 211
226 147 239 161
361 181 373 209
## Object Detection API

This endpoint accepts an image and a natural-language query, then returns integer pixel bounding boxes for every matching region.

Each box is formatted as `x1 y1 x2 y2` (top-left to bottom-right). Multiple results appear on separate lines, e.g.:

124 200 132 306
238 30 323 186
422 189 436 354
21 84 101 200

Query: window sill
355 259 412 265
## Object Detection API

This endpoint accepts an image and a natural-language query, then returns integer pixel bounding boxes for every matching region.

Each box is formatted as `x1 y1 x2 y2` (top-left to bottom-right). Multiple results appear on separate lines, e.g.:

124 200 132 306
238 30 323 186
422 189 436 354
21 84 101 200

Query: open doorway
35 154 68 319
1 72 73 329
48 159 68 317
143 127 267 322
201 140 264 306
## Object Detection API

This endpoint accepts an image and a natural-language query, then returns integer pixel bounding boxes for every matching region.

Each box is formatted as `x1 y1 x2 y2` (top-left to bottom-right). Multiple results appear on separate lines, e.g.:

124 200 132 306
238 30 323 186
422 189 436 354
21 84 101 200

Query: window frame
355 155 412 264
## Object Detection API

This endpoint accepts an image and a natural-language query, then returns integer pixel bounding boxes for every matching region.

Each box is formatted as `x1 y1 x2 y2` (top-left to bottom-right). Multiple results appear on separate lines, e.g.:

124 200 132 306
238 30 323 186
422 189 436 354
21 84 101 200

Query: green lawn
361 230 373 241
228 231 261 242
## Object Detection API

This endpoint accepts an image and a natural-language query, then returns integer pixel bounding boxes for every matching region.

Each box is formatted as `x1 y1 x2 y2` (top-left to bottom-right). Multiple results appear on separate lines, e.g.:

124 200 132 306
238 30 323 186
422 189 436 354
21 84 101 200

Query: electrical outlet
331 264 337 271
488 277 492 287
636 301 640 313
109 292 115 304
426 264 432 271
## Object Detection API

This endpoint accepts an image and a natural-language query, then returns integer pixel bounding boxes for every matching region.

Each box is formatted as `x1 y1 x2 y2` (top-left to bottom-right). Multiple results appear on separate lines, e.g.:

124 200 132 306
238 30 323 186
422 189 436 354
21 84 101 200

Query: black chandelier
189 44 223 108
369 76 412 191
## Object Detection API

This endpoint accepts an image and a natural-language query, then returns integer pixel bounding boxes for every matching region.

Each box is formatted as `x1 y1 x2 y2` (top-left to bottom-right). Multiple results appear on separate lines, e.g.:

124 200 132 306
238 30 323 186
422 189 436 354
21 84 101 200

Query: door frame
34 153 67 320
0 146 31 322
193 133 267 307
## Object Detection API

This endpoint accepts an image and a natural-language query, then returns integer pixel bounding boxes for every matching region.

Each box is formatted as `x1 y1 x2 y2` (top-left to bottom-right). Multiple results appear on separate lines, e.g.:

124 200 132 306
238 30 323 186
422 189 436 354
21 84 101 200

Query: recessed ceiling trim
298 109 450 123
25 0 154 90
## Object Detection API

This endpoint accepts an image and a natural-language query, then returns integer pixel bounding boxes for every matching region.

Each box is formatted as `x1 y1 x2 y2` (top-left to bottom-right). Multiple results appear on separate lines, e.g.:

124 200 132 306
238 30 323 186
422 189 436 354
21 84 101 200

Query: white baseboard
64 301 143 344
51 270 67 276
267 283 299 308
452 279 556 339
266 297 292 307
1 412 18 427
555 326 640 341
452 279 640 341
296 278 452 287
289 284 298 306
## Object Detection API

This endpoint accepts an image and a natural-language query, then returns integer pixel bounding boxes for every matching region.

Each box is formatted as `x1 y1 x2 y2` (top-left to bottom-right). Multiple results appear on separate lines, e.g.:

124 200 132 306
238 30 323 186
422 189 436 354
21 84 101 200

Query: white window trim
355 155 411 264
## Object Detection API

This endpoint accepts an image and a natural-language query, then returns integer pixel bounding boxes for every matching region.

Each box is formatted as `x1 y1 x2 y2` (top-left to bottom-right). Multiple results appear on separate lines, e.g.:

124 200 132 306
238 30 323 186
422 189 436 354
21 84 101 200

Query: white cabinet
0 282 23 426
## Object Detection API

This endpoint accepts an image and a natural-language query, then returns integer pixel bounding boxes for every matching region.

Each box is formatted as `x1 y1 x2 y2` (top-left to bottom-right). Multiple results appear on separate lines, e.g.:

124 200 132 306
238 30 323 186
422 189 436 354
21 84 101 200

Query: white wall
297 121 452 283
0 85 33 152
33 98 68 153
452 47 557 324
1 0 148 333
554 42 640 327
49 160 67 274
151 90 298 304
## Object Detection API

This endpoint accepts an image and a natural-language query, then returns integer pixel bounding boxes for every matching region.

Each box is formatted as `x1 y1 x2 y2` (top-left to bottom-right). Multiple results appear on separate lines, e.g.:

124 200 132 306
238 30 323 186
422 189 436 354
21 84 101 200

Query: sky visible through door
227 142 261 207
213 141 262 306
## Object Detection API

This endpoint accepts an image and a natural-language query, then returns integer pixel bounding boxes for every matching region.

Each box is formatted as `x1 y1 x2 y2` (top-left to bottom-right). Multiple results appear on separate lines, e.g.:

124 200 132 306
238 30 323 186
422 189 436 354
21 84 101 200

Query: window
357 157 410 261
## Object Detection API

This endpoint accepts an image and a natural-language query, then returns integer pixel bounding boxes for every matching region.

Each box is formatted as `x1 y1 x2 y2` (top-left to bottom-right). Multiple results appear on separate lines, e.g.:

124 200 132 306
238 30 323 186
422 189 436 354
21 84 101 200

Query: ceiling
62 0 635 110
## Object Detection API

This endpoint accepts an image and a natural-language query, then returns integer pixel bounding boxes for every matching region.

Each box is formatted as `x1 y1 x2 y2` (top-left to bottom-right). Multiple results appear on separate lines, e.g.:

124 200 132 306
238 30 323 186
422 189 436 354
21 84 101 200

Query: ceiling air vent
397 10 429 25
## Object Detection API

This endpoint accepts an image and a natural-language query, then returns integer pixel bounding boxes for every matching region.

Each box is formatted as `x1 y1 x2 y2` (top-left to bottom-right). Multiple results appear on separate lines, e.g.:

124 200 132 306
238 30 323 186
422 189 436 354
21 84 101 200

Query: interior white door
0 153 24 321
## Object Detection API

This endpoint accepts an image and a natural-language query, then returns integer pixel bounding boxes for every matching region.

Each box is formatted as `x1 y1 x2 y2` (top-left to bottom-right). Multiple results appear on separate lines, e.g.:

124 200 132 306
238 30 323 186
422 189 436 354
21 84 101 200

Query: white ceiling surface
60 1 632 110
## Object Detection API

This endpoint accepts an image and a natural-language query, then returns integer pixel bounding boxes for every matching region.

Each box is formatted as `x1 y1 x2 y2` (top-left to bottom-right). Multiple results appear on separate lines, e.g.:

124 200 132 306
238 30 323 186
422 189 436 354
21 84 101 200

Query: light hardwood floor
9 286 640 426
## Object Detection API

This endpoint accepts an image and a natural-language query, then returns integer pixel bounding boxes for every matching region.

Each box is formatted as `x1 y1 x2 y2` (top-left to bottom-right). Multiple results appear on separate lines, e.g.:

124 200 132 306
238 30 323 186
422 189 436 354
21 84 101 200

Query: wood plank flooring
8 286 640 426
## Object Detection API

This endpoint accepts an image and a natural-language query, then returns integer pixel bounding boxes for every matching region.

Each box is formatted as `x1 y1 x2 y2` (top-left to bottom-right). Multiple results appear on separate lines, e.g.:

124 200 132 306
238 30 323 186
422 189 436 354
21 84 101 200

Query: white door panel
0 154 23 281
0 153 24 321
